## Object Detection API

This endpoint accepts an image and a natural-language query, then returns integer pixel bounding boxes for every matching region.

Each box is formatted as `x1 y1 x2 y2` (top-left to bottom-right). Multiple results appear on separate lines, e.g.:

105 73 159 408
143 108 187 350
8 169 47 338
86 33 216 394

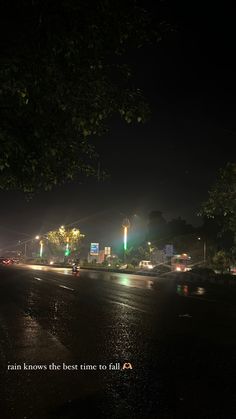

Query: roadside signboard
90 243 99 255
104 247 111 256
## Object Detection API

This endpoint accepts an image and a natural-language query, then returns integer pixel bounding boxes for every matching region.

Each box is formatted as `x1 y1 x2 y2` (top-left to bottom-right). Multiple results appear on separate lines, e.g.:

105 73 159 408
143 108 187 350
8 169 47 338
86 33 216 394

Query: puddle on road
106 274 154 290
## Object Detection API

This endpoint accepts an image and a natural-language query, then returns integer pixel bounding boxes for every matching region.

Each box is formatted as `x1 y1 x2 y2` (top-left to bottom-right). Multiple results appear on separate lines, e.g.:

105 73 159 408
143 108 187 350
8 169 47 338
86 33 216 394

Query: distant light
148 242 151 246
176 266 181 272
35 235 40 240
49 261 54 265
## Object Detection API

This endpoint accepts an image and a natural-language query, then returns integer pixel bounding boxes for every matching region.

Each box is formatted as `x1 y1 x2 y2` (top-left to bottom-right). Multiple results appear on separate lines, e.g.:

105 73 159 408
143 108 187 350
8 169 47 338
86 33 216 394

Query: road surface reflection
19 264 156 290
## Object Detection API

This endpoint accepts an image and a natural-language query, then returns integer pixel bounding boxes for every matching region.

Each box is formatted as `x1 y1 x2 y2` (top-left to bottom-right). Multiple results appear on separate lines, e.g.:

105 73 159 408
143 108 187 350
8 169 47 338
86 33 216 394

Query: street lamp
39 240 43 258
147 241 152 257
24 242 27 258
64 235 71 257
122 218 130 262
198 237 206 263
35 235 45 258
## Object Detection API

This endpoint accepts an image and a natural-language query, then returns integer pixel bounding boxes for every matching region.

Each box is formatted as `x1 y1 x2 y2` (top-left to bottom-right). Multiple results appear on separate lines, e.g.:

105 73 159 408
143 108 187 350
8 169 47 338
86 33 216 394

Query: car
152 264 171 275
189 267 216 279
138 260 153 270
0 257 14 265
230 266 236 275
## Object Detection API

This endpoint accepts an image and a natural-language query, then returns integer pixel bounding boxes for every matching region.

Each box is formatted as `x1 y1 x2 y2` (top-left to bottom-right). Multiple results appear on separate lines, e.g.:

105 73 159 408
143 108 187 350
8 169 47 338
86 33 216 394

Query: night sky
0 0 235 252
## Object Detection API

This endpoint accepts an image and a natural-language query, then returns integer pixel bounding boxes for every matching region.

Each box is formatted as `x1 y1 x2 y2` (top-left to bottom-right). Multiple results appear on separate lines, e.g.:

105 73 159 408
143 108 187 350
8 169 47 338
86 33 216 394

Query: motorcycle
72 264 80 276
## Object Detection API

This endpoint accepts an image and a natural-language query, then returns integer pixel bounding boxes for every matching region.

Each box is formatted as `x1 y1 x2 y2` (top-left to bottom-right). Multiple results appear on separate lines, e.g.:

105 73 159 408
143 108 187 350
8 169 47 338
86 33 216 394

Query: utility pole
97 162 101 182
203 240 207 264
198 237 207 264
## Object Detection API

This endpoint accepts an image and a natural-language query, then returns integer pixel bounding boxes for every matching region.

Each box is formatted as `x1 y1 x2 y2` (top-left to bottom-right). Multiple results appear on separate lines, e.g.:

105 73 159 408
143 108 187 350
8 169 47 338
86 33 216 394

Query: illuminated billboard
104 247 111 256
90 243 99 255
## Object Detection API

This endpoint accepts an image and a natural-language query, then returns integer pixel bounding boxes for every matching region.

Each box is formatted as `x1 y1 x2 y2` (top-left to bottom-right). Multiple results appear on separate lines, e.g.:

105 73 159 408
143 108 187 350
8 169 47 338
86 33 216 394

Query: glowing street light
64 236 70 257
39 240 43 258
122 218 130 262
124 227 127 251
35 235 40 240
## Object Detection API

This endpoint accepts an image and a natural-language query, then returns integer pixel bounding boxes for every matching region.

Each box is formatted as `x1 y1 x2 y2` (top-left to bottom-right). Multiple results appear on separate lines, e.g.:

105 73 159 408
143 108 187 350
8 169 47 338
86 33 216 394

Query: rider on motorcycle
72 260 80 274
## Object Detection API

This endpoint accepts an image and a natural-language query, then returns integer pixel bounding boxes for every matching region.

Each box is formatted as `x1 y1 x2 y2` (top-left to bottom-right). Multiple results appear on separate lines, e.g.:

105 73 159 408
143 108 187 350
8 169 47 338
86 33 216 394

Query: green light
124 226 127 251
65 242 70 256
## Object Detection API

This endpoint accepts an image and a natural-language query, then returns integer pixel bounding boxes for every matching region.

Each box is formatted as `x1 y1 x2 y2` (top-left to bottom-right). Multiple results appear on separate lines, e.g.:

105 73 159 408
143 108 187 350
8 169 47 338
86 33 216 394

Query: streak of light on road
59 285 74 291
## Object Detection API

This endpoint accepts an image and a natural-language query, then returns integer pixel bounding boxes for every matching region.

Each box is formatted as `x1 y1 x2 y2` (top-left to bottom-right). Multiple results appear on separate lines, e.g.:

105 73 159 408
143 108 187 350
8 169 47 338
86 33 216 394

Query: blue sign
165 244 174 257
90 243 99 255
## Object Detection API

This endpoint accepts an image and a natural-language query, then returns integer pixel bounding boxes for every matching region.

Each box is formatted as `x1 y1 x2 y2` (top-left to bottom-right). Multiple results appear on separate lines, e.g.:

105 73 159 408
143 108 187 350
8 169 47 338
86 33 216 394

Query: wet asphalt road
1 265 236 419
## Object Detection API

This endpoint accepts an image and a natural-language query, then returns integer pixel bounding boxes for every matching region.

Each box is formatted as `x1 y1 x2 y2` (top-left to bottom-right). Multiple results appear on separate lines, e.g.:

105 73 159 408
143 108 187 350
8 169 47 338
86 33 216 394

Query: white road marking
59 285 74 291
34 277 43 281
